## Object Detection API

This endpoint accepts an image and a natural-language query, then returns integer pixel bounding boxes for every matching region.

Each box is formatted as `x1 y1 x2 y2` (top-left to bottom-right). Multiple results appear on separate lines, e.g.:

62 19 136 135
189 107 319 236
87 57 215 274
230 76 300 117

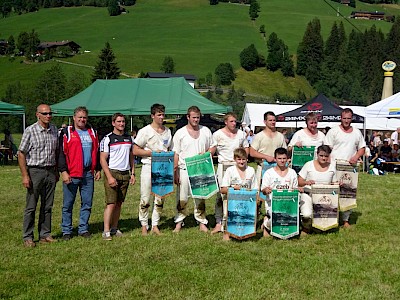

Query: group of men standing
18 103 365 247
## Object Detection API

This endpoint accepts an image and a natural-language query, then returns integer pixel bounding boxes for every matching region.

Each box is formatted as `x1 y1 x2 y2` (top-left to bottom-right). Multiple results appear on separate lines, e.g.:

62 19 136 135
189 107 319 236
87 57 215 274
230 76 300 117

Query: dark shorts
104 169 130 204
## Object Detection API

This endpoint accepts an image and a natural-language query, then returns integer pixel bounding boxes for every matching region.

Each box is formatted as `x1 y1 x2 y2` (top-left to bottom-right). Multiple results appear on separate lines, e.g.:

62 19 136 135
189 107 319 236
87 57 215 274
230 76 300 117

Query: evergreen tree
384 18 400 94
92 42 120 82
249 0 259 20
296 18 324 85
239 44 259 71
160 56 175 73
108 0 120 16
7 35 15 55
281 48 294 77
360 26 385 105
266 32 283 71
17 31 29 55
35 64 67 104
205 72 213 87
215 63 235 85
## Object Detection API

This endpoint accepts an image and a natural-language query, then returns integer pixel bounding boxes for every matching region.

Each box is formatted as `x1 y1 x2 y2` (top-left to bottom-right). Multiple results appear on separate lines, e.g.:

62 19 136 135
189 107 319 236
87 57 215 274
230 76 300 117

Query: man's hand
61 171 71 184
94 171 101 181
22 174 31 189
108 176 118 187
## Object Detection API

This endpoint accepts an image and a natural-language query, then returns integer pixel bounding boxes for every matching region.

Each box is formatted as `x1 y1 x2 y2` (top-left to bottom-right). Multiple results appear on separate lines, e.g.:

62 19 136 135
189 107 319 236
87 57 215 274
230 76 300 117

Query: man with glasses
58 106 101 240
18 104 59 247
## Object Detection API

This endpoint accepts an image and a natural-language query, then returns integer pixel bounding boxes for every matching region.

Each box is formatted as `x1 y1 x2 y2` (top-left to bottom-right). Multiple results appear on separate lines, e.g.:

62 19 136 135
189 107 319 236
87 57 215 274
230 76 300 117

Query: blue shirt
77 129 92 168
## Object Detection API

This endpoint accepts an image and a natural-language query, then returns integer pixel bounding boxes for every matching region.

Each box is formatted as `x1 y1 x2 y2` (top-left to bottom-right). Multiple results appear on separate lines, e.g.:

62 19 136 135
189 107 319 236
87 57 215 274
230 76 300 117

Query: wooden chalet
351 11 385 20
37 40 81 54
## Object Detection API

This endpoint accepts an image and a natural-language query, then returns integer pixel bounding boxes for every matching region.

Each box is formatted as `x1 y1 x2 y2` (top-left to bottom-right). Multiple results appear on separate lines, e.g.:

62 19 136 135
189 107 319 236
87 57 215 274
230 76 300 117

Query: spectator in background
241 121 250 138
247 130 254 145
391 127 400 146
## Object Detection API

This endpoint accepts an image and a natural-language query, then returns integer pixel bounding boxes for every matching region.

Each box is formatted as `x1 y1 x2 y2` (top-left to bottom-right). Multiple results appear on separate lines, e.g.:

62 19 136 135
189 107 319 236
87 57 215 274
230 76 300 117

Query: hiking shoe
79 232 92 239
62 234 72 241
24 239 36 248
39 236 57 243
111 229 123 237
102 231 112 241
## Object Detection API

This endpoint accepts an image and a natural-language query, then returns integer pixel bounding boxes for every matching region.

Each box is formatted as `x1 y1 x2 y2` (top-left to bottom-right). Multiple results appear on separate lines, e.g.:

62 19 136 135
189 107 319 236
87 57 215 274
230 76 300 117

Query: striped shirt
100 132 133 171
19 122 58 167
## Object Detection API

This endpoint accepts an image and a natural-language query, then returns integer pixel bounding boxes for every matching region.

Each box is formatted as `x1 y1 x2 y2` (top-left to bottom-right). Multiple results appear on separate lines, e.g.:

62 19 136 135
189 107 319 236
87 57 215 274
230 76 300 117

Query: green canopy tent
0 101 26 131
51 77 231 117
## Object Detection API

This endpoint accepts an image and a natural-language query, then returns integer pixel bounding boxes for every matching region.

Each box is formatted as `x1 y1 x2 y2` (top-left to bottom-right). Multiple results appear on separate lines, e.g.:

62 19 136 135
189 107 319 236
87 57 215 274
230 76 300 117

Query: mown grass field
1 160 399 299
0 0 399 98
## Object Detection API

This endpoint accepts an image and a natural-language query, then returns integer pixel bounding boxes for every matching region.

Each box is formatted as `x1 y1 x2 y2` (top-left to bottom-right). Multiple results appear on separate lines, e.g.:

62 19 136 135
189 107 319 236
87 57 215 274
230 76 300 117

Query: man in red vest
58 106 101 240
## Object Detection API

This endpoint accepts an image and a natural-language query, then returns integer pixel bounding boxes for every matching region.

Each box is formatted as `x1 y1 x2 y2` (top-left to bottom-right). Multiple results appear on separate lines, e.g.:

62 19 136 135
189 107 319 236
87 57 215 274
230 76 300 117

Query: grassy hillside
0 0 399 99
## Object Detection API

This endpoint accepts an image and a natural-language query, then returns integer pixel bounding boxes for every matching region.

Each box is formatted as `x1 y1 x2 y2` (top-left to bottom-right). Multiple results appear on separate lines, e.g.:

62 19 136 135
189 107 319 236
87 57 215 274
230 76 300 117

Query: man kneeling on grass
100 113 135 240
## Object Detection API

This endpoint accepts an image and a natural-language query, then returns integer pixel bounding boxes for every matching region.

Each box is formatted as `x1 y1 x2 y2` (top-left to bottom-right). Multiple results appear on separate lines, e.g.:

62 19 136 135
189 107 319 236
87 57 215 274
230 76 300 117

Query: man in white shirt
211 112 249 234
324 108 365 228
391 127 400 146
249 111 287 184
172 106 215 233
133 104 172 236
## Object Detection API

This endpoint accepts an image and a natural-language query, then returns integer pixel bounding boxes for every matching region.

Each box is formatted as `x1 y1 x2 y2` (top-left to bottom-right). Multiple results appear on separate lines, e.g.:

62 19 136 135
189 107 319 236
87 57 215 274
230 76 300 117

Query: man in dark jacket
58 106 101 240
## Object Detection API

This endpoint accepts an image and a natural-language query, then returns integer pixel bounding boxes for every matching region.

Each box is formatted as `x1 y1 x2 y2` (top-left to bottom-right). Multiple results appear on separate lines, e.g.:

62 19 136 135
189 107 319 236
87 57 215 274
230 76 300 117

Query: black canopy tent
276 94 364 123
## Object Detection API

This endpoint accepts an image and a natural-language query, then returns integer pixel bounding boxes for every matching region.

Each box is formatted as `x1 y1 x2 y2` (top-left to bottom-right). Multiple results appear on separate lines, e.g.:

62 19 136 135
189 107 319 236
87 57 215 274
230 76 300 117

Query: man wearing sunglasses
18 104 59 248
58 106 101 240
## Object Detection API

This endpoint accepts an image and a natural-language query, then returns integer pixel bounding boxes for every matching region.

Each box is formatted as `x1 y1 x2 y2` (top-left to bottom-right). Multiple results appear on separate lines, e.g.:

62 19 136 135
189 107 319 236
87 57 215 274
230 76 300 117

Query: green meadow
1 160 399 299
0 0 399 98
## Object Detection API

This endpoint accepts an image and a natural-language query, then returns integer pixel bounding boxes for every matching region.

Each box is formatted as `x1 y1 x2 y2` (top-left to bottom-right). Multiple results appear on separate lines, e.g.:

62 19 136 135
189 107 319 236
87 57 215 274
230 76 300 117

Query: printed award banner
271 190 299 239
310 184 340 231
151 151 175 198
185 152 218 199
336 160 359 211
257 161 277 202
226 188 258 240
291 146 315 173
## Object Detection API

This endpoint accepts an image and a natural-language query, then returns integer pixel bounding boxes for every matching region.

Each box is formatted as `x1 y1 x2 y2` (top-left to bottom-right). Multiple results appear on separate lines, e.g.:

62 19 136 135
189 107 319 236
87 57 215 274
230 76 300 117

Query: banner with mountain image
291 146 315 173
151 151 175 198
336 160 359 212
226 188 258 240
185 152 218 199
271 190 299 239
310 184 340 231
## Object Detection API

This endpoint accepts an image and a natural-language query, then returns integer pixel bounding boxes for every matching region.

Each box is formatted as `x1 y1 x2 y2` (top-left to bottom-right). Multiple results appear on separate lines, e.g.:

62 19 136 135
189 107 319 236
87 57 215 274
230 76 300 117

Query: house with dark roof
351 11 385 20
37 40 81 55
145 72 197 88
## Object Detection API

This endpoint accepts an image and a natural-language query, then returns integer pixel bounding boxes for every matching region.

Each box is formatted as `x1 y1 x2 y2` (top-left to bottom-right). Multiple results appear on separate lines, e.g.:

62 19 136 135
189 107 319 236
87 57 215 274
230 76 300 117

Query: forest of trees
3 10 400 130
0 0 136 17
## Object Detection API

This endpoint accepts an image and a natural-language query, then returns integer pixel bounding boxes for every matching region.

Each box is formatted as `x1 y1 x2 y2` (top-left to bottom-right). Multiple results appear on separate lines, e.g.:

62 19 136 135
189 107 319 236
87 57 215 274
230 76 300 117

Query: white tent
365 92 400 118
242 103 400 131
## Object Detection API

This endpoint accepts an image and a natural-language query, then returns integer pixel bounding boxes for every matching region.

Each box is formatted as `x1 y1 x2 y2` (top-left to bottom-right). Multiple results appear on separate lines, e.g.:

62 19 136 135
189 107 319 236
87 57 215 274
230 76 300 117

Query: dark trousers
23 167 56 241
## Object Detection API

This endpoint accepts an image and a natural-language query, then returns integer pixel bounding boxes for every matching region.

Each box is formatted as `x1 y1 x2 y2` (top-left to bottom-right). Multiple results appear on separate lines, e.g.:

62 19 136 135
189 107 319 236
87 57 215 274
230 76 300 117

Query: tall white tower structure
381 61 396 100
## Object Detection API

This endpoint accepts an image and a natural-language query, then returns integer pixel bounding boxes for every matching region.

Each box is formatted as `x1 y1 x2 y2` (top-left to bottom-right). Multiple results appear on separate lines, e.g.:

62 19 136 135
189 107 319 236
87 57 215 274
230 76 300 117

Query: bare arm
350 147 365 165
129 147 136 185
133 144 152 157
100 152 117 187
18 151 30 189
249 146 274 163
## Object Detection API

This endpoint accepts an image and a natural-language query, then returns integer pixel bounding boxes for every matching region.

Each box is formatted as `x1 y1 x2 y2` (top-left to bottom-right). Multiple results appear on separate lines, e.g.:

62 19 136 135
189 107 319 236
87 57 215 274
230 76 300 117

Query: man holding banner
324 108 365 228
211 112 249 234
133 104 172 236
288 112 325 173
249 111 287 184
172 106 215 233
260 148 298 238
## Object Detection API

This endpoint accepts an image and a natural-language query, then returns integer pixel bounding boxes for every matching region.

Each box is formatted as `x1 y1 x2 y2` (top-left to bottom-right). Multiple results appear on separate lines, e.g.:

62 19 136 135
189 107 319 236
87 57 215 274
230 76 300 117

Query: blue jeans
61 171 94 235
